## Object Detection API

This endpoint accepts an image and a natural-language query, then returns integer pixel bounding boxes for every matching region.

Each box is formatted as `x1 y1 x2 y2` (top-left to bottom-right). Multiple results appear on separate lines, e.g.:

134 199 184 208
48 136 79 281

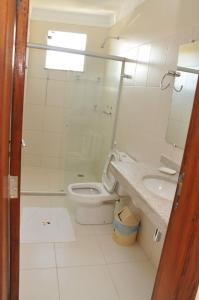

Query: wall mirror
166 41 199 149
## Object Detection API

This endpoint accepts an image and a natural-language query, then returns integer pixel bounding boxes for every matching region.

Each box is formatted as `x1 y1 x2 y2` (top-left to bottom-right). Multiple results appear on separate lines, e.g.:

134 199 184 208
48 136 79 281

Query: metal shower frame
27 42 137 148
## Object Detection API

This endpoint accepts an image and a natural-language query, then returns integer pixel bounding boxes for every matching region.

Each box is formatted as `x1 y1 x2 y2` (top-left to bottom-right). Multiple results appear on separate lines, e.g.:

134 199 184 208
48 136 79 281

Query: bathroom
0 0 199 299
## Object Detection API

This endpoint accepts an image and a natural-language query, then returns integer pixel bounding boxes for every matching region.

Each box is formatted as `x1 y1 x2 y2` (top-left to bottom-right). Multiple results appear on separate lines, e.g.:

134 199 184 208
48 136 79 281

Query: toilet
68 150 120 225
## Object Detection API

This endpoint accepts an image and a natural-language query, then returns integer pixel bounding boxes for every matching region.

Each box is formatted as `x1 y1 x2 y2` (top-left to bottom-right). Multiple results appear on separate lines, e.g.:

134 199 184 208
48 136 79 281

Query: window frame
45 30 87 72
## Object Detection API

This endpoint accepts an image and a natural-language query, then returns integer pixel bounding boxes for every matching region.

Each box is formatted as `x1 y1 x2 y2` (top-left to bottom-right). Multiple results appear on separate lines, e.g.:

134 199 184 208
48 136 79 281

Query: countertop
111 160 178 232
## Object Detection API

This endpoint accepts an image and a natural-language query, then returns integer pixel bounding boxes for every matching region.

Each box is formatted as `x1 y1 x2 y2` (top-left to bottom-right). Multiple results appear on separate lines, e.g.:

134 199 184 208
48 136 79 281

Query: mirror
166 41 199 149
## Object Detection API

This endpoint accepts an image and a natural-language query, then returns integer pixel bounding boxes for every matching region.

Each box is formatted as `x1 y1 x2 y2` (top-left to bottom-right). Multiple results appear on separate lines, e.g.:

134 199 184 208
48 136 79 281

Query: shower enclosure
21 46 124 193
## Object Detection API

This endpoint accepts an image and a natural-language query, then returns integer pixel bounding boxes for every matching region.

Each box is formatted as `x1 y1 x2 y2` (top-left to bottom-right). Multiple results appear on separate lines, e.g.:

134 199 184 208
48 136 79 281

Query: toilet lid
102 150 118 194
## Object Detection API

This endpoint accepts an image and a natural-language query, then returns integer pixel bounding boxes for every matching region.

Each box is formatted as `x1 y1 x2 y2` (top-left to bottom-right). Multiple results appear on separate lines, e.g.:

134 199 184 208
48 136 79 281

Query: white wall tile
46 80 66 107
42 132 63 157
23 104 44 131
21 153 41 168
26 78 47 105
147 41 168 87
41 157 65 170
23 130 43 156
115 86 170 163
108 0 199 167
22 19 114 174
28 50 49 79
48 69 67 81
64 82 73 108
123 47 139 86
134 44 151 86
43 106 64 133
164 34 179 71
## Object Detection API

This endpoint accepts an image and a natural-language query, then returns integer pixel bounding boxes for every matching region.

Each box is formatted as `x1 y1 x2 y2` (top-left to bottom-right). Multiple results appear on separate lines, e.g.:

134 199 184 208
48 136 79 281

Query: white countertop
111 160 178 232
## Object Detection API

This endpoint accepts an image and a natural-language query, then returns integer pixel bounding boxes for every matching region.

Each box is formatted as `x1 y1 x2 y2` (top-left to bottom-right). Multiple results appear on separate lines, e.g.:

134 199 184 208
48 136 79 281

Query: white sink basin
143 176 177 201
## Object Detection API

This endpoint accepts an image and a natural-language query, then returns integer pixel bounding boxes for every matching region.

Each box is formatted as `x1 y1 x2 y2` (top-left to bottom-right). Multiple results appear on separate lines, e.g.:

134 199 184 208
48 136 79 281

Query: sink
143 176 177 201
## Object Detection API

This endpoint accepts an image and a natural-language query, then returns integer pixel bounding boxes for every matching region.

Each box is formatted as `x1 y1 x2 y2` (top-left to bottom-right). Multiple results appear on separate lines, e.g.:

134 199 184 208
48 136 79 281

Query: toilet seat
68 182 119 206
67 150 119 223
102 150 118 193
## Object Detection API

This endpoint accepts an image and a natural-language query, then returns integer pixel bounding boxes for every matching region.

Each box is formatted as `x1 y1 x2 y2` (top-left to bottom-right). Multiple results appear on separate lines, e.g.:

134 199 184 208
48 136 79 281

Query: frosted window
45 30 87 72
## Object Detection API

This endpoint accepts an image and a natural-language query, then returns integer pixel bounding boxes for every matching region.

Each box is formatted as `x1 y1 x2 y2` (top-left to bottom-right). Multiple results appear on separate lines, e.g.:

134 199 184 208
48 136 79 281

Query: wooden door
152 79 199 299
10 1 29 299
8 0 199 298
0 0 16 300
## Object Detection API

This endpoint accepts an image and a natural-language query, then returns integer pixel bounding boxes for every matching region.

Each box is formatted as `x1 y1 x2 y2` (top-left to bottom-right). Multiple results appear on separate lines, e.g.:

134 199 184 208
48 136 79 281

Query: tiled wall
22 20 121 177
94 59 123 177
107 0 199 166
23 69 103 172
105 0 199 268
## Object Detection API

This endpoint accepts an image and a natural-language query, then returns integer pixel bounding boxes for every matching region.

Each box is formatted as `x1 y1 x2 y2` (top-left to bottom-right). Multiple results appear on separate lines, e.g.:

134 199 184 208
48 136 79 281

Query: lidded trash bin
112 206 140 246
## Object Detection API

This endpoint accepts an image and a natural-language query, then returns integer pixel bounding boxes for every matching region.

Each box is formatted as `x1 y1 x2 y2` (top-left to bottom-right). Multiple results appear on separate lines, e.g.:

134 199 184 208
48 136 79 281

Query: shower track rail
27 42 137 63
177 66 199 75
21 191 66 196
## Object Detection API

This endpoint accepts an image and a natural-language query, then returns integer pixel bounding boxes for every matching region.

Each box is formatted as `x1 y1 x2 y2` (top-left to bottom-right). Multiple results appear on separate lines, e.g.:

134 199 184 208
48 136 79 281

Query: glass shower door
21 47 122 193
63 55 122 187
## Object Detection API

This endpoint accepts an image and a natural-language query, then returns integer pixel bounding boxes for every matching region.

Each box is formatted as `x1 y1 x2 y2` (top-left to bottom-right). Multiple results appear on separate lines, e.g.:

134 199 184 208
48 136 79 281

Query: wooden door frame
0 0 16 299
152 78 199 299
11 0 199 299
10 0 29 299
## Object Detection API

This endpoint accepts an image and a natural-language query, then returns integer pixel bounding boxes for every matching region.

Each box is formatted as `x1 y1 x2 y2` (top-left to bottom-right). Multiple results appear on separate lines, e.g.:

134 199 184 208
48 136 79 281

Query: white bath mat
20 207 76 243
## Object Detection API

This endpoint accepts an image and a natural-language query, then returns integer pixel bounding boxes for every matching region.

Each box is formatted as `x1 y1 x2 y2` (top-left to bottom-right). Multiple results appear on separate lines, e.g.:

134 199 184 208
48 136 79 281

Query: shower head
100 36 120 49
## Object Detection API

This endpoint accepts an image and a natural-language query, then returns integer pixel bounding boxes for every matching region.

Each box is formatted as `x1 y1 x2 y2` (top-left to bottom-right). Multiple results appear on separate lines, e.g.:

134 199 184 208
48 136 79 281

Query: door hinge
8 176 18 199
174 172 185 208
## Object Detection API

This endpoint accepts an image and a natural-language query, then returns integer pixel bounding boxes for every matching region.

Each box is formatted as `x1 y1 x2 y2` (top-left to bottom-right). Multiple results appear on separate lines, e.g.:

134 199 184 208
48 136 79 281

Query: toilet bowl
68 150 120 225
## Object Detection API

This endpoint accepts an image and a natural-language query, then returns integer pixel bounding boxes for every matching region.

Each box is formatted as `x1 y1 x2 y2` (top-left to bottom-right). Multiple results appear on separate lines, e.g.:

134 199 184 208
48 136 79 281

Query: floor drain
77 174 85 178
41 220 51 226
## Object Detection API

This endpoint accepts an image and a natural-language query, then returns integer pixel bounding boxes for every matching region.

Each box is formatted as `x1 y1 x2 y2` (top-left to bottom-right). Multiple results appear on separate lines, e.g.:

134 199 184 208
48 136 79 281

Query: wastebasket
112 206 140 246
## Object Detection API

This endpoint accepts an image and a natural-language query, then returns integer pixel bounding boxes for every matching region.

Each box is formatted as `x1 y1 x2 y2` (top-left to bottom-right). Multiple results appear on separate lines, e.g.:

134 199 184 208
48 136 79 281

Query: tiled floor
21 207 75 243
20 196 156 300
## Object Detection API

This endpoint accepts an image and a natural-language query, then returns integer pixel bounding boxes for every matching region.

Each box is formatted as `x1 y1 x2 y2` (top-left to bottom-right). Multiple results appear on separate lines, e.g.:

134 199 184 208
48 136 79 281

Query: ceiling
30 0 145 26
31 0 123 15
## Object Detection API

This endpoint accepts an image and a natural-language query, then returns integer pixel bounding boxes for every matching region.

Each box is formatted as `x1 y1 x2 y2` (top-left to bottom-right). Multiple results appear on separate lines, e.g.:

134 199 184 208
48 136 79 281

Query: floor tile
92 224 113 235
55 236 105 267
108 261 156 300
71 218 96 236
58 265 119 300
19 193 155 300
20 243 56 269
19 269 59 300
97 235 148 263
